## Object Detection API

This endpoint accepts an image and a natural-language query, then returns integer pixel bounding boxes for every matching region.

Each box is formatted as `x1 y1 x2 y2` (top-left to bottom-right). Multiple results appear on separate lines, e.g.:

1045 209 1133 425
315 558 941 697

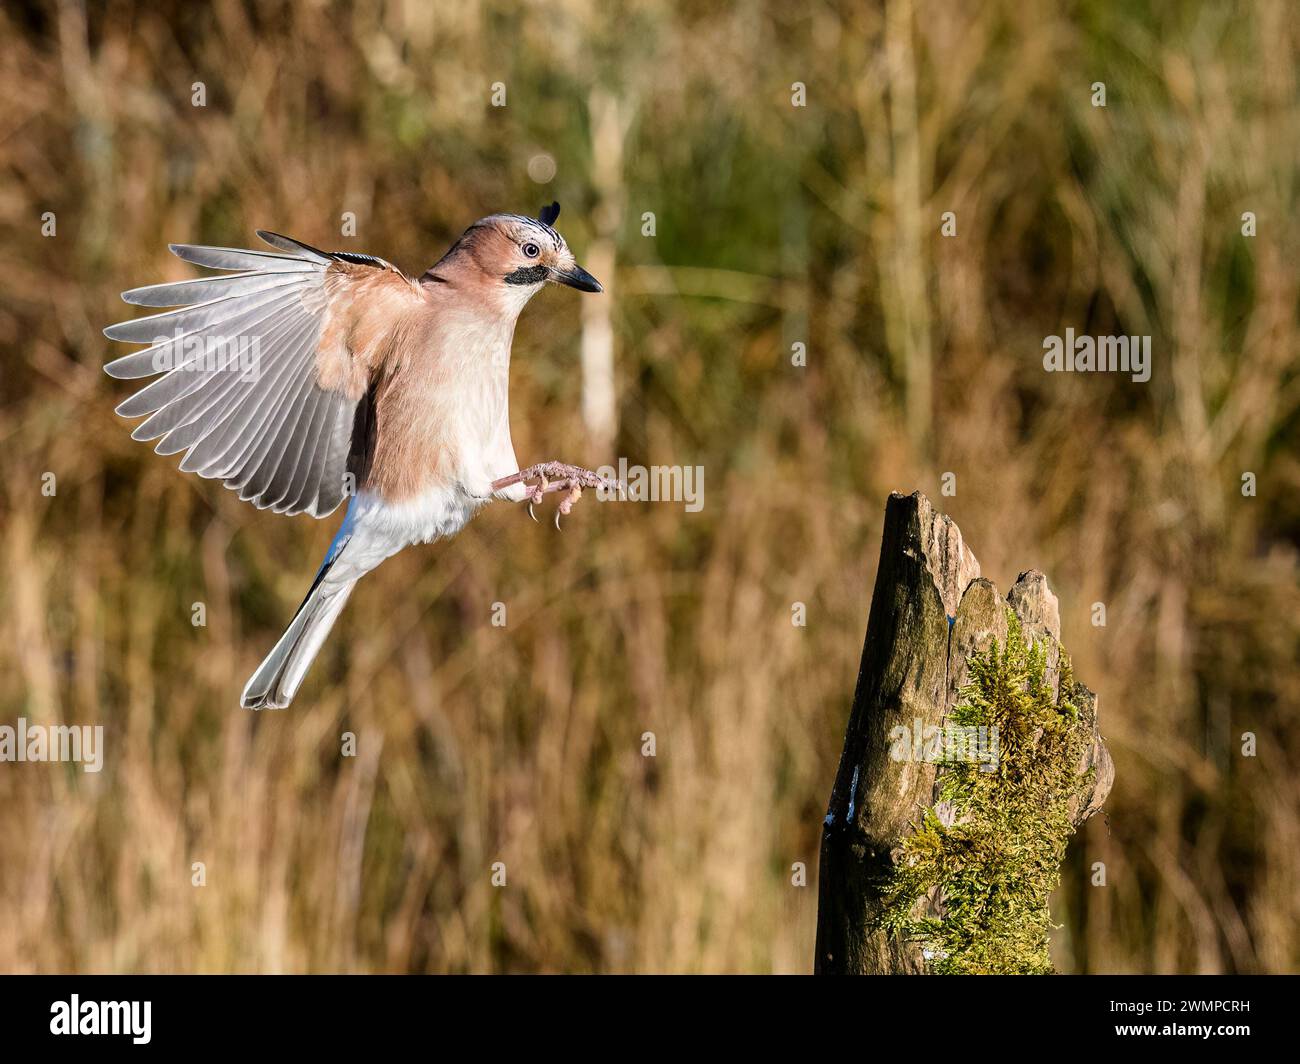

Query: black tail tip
241 690 287 710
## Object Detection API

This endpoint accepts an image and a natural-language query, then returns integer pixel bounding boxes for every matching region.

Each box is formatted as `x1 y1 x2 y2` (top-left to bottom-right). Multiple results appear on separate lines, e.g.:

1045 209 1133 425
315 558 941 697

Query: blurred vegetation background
1 0 1297 974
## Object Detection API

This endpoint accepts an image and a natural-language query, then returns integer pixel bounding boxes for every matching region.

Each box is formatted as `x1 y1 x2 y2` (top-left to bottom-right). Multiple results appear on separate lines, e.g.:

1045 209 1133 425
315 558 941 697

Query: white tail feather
241 577 356 709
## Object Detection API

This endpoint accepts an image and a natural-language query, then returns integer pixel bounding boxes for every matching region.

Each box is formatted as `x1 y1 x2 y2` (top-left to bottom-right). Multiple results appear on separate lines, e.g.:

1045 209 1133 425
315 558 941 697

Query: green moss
877 610 1093 974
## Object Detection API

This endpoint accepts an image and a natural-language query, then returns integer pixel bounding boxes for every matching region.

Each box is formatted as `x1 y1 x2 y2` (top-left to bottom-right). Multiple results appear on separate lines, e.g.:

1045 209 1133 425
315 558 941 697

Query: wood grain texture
814 492 1113 974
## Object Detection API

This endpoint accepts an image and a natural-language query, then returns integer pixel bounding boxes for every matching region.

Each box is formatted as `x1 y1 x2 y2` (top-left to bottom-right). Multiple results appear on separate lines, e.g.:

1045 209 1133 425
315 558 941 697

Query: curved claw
554 508 564 531
554 483 583 530
525 481 546 519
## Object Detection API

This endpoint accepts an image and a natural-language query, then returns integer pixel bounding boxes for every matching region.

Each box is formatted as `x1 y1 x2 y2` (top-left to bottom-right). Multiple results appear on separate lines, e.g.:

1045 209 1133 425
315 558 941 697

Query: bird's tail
241 558 357 710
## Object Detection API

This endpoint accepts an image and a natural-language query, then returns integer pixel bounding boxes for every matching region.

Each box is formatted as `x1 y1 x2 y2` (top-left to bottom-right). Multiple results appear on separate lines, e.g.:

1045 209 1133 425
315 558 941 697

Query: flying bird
104 203 611 710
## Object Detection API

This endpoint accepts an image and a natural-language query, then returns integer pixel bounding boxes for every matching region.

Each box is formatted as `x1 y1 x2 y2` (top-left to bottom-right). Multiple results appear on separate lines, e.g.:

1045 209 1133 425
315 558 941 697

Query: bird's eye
522 242 541 258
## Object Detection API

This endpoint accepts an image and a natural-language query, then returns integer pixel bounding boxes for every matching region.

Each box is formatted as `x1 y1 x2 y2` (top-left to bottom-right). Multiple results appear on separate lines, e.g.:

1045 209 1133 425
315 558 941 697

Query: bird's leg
492 461 610 492
492 462 614 527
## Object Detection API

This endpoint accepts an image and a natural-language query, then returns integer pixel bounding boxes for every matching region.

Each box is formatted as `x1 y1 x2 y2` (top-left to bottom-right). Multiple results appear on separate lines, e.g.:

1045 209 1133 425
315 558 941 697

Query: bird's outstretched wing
104 231 425 517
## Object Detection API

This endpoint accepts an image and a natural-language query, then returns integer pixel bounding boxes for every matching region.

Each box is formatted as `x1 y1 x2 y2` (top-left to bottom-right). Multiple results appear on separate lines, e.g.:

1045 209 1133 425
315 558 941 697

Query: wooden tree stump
814 491 1113 974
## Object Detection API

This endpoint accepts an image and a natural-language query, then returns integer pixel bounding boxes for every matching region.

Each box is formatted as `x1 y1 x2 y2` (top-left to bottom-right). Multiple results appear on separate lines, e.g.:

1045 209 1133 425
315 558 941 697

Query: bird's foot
493 462 614 528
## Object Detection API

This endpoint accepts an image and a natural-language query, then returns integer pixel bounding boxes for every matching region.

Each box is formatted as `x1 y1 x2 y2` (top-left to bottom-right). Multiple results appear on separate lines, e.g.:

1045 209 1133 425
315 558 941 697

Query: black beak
551 264 603 293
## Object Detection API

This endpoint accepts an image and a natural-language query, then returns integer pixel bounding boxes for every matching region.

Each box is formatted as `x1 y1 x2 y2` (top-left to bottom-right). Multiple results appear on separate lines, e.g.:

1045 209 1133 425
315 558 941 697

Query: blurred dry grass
0 0 1297 973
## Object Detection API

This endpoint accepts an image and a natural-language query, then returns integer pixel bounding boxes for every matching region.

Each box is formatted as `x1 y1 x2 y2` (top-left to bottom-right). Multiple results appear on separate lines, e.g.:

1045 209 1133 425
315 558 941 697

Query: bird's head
429 202 601 309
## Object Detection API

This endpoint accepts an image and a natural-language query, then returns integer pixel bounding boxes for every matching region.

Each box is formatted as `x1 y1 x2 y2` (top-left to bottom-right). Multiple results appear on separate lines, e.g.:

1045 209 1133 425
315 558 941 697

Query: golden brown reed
0 1 1296 973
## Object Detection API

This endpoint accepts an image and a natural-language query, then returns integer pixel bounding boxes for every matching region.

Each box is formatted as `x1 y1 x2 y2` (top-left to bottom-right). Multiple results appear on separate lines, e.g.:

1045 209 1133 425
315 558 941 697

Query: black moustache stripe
504 265 549 286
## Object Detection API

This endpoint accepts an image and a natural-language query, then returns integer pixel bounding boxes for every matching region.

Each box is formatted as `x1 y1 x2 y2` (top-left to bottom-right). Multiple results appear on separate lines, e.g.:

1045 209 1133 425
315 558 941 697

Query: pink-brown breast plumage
350 275 518 506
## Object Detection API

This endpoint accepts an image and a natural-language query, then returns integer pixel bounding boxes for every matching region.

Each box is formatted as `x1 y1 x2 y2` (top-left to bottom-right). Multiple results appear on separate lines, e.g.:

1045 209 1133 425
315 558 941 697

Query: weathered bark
813 491 1113 974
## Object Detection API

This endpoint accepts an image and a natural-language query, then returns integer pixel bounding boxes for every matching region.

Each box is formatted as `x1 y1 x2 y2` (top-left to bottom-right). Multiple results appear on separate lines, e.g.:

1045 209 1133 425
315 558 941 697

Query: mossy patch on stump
877 609 1094 974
